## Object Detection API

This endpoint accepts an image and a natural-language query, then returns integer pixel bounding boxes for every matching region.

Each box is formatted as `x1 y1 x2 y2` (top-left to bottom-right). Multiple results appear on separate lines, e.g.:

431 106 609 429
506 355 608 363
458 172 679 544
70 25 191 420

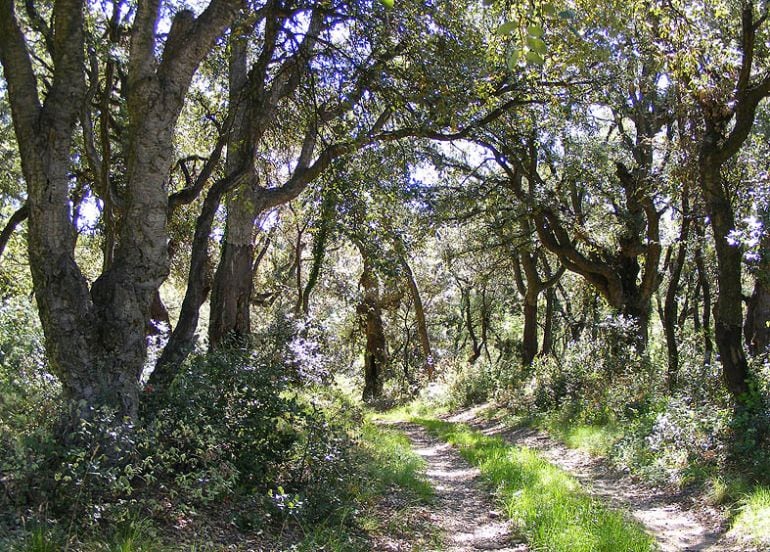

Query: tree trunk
0 203 29 261
208 187 262 348
745 206 770 355
540 286 555 357
0 0 238 420
398 252 434 379
512 247 563 366
463 287 482 364
522 293 538 367
148 291 171 336
693 222 714 365
149 170 247 391
663 252 685 389
358 258 386 402
301 197 333 315
663 191 690 390
701 165 749 400
208 37 260 349
293 220 305 314
745 281 770 355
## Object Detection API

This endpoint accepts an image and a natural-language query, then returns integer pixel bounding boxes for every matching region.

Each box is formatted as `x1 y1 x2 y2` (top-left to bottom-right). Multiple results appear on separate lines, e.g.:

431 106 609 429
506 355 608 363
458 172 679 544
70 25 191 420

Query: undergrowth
0 305 434 551
437 316 770 547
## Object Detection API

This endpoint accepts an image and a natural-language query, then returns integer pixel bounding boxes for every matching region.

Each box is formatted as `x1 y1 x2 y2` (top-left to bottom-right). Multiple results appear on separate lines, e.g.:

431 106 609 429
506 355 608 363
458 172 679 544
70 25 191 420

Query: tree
357 246 388 402
0 0 238 419
679 1 770 401
512 243 564 366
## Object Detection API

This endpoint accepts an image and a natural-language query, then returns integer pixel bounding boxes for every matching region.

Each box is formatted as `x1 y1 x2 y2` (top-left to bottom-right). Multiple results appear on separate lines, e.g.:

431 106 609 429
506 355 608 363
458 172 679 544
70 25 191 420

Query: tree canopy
2 0 770 549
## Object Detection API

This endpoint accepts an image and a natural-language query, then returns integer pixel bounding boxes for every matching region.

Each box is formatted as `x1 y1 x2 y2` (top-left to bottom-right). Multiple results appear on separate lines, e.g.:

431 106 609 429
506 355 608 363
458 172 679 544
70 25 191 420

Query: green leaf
558 9 576 20
527 24 544 38
526 37 547 55
381 0 394 8
496 21 517 35
526 50 545 65
507 49 521 71
543 3 557 16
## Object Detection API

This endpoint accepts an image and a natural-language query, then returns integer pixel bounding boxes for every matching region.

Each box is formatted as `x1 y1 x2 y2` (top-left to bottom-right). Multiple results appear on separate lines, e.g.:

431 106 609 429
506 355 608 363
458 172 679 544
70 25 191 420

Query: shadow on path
448 405 756 552
386 421 528 552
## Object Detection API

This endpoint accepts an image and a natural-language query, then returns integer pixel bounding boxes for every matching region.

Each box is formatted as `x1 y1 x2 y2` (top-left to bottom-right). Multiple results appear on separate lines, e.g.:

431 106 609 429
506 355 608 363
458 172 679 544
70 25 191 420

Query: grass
358 420 434 502
478 401 770 547
370 399 446 424
470 404 624 458
731 486 770 547
290 419 437 551
3 519 166 552
545 421 623 456
414 417 656 552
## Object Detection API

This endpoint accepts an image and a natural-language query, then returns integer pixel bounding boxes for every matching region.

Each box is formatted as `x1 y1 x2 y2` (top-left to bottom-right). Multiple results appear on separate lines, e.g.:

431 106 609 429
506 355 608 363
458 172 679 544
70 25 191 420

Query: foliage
443 358 512 408
4 0 770 548
731 486 770 548
358 421 433 502
1 328 370 548
518 315 658 424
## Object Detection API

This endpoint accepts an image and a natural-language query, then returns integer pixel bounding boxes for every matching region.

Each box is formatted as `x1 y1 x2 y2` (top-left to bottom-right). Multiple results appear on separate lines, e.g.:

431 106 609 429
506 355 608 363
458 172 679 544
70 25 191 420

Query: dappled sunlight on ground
453 404 757 552
397 422 528 552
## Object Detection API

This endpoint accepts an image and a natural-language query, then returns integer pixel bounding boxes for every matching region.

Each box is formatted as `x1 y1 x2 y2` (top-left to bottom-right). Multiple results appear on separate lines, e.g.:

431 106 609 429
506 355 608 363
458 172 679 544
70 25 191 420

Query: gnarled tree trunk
358 258 386 402
700 162 750 399
208 36 261 349
0 0 237 420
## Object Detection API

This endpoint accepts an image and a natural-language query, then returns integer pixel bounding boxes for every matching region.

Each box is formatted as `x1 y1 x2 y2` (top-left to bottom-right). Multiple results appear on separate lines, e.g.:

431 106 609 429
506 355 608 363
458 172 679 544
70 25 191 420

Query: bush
1 316 367 547
445 358 500 408
0 298 62 530
523 315 658 423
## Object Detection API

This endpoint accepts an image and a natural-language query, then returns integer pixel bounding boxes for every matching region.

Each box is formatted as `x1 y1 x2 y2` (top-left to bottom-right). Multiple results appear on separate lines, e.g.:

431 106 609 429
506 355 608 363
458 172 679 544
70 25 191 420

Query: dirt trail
447 405 756 552
378 422 527 552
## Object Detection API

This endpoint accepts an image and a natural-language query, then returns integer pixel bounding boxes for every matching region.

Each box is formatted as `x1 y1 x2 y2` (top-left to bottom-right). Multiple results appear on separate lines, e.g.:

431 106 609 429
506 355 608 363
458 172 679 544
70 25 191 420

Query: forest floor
377 404 763 552
436 404 757 552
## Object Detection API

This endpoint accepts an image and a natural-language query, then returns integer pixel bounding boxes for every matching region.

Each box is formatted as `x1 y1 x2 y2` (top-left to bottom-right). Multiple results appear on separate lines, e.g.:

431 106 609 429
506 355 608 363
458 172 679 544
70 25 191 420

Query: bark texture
209 35 260 349
692 3 770 401
0 0 238 418
358 258 386 402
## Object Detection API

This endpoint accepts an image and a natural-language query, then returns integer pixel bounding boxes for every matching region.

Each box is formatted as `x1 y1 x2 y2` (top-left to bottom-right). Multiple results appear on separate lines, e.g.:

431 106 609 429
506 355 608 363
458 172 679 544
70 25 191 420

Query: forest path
378 421 528 552
447 405 754 552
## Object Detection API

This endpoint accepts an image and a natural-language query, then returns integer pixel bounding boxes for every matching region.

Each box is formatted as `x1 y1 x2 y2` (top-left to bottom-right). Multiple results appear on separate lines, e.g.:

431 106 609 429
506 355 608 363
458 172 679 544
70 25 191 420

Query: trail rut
447 406 757 552
375 421 527 552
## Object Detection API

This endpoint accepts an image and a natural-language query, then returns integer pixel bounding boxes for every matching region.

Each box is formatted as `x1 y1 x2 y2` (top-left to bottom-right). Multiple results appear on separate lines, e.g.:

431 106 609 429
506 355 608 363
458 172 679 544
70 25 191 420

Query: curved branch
0 203 29 260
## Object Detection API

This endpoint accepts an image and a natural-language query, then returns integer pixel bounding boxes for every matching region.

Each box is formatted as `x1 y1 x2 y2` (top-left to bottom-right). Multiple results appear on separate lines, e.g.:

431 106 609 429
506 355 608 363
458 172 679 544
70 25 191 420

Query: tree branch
0 203 29 260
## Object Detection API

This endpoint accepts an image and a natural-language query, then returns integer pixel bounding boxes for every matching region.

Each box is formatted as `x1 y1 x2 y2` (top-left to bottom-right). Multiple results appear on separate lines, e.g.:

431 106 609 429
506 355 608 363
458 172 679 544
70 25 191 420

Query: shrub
523 315 658 423
1 316 366 546
445 358 500 408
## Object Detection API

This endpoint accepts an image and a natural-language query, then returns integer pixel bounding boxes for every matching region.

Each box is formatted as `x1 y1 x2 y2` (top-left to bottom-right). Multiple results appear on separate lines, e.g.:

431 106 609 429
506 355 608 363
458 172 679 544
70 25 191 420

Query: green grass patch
414 418 656 552
542 419 623 457
358 421 434 502
292 420 437 551
473 405 623 458
731 486 770 547
370 399 447 424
